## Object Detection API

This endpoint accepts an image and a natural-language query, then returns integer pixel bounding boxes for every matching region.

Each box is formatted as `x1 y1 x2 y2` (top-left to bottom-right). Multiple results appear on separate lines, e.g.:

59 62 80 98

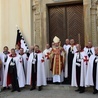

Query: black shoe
7 87 11 90
79 90 85 93
38 86 42 91
75 89 80 92
93 91 98 94
2 87 6 91
30 87 36 91
11 89 15 92
17 89 21 92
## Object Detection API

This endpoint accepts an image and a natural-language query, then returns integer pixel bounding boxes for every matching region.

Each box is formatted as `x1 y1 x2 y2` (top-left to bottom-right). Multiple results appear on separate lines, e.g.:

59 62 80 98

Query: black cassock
67 47 74 84
8 58 20 91
93 56 98 92
31 54 37 88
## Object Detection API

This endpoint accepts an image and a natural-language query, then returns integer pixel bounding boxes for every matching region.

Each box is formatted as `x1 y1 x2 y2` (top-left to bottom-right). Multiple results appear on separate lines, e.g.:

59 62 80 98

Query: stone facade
0 0 98 51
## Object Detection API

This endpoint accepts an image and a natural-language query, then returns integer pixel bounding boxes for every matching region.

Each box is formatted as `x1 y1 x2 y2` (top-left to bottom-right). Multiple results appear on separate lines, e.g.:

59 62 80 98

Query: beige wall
0 0 32 51
0 0 2 50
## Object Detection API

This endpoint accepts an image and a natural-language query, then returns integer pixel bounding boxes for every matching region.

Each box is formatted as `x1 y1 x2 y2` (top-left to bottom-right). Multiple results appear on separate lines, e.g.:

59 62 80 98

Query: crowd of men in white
0 38 98 94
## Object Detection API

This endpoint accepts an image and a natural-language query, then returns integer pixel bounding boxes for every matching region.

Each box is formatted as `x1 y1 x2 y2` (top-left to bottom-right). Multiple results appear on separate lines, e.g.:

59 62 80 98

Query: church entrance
48 3 84 48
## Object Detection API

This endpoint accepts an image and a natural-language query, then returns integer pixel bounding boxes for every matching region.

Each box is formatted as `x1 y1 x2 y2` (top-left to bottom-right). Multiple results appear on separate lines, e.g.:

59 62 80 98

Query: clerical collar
95 54 98 56
3 51 10 55
76 50 83 53
35 50 41 53
19 53 24 56
86 46 92 48
9 54 17 57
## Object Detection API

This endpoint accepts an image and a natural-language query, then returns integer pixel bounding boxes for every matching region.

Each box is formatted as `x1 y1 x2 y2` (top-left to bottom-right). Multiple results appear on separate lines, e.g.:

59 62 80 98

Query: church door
48 4 84 48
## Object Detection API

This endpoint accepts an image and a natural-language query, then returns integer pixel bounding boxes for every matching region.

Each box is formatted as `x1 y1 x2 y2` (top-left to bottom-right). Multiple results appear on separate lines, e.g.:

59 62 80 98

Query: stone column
32 0 43 49
90 0 98 46
83 0 92 45
96 0 98 45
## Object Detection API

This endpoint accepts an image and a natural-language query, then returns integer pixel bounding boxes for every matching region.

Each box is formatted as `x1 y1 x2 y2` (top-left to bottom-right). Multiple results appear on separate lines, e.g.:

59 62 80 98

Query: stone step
44 84 93 92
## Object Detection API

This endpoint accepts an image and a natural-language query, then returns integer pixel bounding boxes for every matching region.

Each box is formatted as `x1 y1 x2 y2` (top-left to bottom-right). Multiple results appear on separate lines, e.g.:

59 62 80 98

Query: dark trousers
93 61 98 92
31 63 37 88
68 52 74 84
31 72 37 88
76 66 85 92
9 66 20 91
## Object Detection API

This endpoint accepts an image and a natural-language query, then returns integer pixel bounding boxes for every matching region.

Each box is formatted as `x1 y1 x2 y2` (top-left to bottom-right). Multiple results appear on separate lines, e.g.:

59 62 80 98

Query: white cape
26 52 47 86
43 49 52 80
3 55 25 88
85 55 98 90
63 44 70 78
84 47 95 57
0 53 10 86
71 52 88 87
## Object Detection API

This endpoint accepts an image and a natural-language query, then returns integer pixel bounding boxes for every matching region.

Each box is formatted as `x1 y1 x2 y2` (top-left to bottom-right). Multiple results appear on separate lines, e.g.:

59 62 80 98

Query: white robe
3 55 25 88
84 47 95 57
26 52 47 86
53 71 64 83
19 54 28 76
63 44 71 78
0 53 10 86
43 48 52 80
71 51 89 87
85 55 98 90
0 55 3 86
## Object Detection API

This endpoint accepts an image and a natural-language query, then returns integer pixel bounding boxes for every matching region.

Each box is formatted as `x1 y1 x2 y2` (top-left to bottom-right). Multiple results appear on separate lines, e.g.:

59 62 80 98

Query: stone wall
0 0 98 51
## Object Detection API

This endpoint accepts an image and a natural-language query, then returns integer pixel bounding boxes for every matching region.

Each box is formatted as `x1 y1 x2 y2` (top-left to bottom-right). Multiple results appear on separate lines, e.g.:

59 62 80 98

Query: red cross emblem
84 56 89 65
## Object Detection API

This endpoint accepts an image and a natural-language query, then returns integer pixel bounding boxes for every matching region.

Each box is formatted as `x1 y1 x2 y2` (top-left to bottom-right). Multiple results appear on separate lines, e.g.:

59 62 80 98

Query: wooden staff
78 33 81 59
78 33 80 45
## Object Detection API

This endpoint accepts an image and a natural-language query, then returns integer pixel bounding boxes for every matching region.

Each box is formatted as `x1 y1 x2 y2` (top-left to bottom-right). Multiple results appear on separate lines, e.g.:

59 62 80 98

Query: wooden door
48 4 84 47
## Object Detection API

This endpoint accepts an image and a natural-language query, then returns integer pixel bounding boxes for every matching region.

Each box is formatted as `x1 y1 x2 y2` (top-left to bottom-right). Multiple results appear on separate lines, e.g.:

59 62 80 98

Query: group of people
0 36 98 94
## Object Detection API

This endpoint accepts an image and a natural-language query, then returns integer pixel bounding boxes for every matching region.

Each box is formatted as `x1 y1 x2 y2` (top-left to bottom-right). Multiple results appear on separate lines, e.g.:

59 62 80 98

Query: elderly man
50 36 65 83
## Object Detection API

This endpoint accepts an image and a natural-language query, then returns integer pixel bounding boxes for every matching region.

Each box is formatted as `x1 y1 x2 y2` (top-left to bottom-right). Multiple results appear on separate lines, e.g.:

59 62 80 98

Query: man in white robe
67 39 77 84
63 39 71 79
0 46 10 90
3 48 25 92
84 42 95 58
26 45 47 91
85 47 98 94
71 44 89 93
19 48 28 80
43 44 52 81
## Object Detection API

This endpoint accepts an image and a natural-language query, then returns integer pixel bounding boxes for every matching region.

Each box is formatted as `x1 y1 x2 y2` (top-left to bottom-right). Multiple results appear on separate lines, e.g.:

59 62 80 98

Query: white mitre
53 36 60 43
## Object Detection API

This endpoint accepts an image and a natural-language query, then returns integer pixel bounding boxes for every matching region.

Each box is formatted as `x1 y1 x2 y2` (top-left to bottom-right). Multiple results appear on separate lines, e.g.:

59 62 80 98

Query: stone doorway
48 3 84 48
